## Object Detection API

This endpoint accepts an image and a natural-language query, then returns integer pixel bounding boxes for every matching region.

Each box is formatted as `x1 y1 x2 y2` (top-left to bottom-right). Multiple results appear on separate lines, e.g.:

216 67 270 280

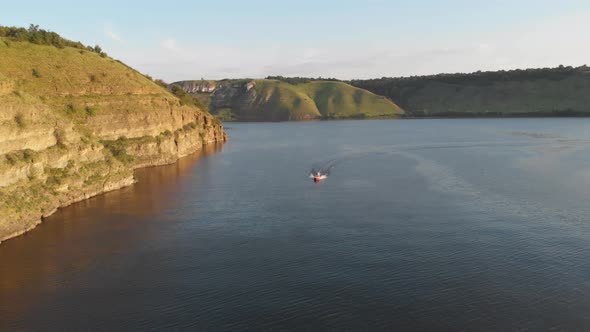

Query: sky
2 0 590 82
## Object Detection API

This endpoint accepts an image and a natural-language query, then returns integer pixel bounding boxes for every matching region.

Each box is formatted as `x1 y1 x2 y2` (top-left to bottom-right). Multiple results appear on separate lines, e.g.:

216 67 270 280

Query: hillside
0 28 226 243
350 66 590 117
173 79 404 121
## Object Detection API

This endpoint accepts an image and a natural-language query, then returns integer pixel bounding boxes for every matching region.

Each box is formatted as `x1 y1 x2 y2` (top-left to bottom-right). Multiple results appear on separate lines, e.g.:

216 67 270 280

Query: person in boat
313 172 322 182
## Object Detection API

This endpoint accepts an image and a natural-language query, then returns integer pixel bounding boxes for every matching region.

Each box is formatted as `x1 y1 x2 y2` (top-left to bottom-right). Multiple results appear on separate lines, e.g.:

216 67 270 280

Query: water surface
2 119 590 330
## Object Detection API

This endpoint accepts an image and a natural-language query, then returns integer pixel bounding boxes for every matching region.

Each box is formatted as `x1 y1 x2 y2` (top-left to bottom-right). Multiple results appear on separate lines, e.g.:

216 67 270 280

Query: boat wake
308 172 329 179
306 136 582 182
309 158 341 181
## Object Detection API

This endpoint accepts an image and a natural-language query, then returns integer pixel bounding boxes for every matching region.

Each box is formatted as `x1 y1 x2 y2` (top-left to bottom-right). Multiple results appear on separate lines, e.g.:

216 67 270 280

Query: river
2 119 590 330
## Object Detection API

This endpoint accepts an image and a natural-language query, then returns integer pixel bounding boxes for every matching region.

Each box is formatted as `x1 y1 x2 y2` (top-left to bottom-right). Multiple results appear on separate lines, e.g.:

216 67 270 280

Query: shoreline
219 114 590 123
0 176 135 245
0 139 225 245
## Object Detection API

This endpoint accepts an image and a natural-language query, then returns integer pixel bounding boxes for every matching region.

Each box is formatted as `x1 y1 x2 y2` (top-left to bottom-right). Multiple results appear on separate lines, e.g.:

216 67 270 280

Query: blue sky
3 0 590 81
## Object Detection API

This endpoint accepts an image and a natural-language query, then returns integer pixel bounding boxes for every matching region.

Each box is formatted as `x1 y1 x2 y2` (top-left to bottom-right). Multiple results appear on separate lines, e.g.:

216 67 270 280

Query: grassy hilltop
249 80 404 120
0 26 225 242
173 79 404 121
0 28 180 119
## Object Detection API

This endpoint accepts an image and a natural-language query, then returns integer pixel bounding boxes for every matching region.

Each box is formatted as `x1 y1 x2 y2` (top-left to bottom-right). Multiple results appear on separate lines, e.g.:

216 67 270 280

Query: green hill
174 79 404 121
350 66 590 117
0 26 225 243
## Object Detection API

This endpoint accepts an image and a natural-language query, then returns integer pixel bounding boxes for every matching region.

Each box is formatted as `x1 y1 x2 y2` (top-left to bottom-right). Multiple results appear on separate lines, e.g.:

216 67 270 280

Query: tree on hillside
92 44 107 57
0 24 90 50
169 84 209 112
154 79 168 88
27 24 39 33
265 76 339 85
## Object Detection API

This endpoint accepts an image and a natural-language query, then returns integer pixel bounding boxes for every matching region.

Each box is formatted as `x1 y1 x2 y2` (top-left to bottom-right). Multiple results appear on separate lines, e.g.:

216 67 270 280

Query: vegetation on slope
169 84 210 111
175 79 404 121
0 24 107 56
0 33 166 106
265 76 340 85
0 28 219 133
0 26 225 242
250 80 402 120
349 66 590 117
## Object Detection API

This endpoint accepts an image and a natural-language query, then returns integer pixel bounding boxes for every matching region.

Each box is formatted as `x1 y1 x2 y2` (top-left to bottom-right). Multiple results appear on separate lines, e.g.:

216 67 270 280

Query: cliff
349 66 590 117
0 31 226 243
173 79 404 121
176 80 217 93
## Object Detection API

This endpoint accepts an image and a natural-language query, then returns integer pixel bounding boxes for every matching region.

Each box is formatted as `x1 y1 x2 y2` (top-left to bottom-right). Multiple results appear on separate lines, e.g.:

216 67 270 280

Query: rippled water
2 119 590 330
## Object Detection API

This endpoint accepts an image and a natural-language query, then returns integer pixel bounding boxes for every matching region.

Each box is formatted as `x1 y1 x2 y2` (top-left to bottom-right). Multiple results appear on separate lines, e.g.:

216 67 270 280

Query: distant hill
172 79 404 121
176 65 590 120
349 66 590 117
0 25 225 242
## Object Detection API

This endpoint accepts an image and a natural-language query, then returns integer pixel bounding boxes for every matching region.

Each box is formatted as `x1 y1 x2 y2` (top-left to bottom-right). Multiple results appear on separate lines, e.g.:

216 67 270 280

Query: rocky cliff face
0 101 225 243
209 81 257 112
173 80 217 93
0 37 226 243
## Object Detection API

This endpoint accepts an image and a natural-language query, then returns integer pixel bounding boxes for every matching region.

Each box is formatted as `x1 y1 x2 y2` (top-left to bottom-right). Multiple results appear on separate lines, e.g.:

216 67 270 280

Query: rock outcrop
0 35 226 243
176 80 217 93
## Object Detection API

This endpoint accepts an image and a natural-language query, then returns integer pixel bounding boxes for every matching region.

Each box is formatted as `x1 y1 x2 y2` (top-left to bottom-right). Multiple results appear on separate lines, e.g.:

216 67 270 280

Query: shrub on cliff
54 128 67 148
3 149 38 165
170 84 190 101
154 79 168 89
169 84 208 111
14 112 26 128
92 44 107 57
85 106 98 116
101 137 134 164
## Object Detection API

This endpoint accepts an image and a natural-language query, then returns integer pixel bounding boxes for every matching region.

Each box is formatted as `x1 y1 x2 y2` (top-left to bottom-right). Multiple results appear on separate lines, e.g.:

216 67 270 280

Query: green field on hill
175 79 404 121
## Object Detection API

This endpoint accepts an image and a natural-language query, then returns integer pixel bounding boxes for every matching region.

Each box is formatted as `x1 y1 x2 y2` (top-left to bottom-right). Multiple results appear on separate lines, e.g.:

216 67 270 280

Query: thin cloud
104 24 124 43
109 11 590 82
160 38 180 52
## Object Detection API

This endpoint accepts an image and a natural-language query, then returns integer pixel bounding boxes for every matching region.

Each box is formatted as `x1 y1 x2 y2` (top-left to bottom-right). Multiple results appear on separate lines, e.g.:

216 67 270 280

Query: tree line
265 76 339 85
350 65 590 88
347 65 590 114
267 65 590 88
0 24 107 57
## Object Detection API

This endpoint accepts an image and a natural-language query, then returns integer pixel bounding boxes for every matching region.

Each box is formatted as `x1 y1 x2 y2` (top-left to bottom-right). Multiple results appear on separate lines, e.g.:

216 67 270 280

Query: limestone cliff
0 33 226 243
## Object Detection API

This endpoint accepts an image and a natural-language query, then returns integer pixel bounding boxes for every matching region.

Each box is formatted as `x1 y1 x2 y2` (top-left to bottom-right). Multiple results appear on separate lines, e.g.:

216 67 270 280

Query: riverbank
0 130 226 244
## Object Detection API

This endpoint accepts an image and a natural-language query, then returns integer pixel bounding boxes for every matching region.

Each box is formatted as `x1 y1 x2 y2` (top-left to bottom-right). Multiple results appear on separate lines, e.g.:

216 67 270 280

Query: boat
310 172 327 182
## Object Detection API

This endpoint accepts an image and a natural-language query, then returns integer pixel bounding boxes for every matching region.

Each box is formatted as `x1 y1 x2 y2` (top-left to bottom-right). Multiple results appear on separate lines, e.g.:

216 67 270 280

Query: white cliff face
174 81 217 94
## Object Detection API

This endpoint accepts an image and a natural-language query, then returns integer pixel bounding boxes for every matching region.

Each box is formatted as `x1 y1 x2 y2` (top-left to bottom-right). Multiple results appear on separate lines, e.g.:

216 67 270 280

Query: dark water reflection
0 143 223 329
2 119 590 331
